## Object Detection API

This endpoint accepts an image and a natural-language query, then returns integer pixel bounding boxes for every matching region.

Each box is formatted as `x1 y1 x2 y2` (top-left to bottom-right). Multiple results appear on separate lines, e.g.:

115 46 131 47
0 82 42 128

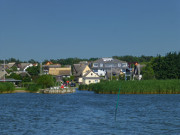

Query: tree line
1 51 180 80
0 55 153 65
141 52 180 80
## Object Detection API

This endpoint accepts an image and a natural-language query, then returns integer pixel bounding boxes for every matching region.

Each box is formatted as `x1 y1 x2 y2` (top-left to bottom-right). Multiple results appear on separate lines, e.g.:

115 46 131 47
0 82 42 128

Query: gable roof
49 67 71 76
7 62 16 68
82 70 100 79
18 63 32 70
83 70 91 77
73 64 88 76
0 70 7 79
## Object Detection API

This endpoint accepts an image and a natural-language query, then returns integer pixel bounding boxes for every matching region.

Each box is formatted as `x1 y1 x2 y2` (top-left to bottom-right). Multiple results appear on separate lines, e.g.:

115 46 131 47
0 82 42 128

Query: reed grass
79 80 180 94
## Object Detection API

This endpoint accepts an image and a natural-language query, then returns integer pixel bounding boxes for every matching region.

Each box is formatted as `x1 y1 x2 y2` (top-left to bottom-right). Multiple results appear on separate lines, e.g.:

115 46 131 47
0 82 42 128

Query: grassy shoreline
79 80 180 94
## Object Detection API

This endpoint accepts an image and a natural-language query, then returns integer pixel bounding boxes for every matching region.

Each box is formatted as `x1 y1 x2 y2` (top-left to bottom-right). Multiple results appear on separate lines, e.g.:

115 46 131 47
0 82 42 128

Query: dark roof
83 70 99 77
106 68 121 73
43 65 61 68
73 64 87 76
83 70 91 77
0 78 22 82
79 61 88 65
106 69 121 78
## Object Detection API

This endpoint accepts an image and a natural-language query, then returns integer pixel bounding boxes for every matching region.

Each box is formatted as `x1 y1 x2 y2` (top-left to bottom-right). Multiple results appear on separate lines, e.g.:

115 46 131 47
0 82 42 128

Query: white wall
97 69 106 76
83 79 100 85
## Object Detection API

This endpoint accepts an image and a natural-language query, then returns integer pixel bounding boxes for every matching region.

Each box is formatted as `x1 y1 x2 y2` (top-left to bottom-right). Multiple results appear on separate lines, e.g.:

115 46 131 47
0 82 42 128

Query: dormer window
93 63 98 67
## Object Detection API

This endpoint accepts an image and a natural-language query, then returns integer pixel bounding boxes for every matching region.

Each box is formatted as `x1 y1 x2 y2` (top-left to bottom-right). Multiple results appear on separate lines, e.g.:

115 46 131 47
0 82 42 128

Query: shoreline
1 88 76 94
78 89 180 94
0 90 29 94
14 90 29 93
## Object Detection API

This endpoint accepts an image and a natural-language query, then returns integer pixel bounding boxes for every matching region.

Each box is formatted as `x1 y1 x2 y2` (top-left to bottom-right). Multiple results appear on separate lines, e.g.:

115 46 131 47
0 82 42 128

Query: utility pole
4 59 5 82
111 65 112 80
40 62 42 75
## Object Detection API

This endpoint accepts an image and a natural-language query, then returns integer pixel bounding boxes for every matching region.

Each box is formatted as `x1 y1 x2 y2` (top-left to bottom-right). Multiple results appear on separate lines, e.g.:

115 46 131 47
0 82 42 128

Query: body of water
0 90 180 135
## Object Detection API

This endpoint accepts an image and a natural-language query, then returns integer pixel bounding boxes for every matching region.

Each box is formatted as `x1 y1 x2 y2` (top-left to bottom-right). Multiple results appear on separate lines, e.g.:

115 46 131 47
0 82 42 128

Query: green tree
141 63 155 80
22 75 31 82
37 75 54 88
26 65 40 77
7 73 22 80
70 75 75 81
151 52 180 79
28 59 38 64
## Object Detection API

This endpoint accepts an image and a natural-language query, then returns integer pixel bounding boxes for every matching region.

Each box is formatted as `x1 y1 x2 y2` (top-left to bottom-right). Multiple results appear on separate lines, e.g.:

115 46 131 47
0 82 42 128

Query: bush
37 75 54 88
26 84 41 93
0 82 15 93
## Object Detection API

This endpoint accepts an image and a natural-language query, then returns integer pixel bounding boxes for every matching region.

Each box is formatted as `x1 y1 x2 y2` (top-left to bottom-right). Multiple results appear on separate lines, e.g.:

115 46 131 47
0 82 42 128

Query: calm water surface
0 90 180 135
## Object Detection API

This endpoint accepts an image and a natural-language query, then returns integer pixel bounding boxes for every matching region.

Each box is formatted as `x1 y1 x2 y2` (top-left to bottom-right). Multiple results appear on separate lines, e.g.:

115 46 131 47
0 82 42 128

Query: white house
82 70 100 85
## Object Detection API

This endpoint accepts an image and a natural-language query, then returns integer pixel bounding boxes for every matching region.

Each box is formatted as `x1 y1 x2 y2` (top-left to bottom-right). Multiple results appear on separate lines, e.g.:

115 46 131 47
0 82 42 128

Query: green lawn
15 87 26 90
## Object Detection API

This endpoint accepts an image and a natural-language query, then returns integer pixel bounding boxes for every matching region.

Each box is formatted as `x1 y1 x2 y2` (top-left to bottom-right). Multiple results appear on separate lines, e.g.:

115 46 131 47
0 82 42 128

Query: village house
48 66 72 82
0 65 22 85
0 62 16 70
6 62 16 69
17 63 33 71
73 64 91 83
73 64 100 85
42 62 61 74
91 58 128 78
82 70 100 85
0 70 7 80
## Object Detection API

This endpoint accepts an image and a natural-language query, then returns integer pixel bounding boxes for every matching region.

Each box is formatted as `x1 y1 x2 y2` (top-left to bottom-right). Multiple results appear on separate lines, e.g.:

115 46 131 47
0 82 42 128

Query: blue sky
0 0 180 61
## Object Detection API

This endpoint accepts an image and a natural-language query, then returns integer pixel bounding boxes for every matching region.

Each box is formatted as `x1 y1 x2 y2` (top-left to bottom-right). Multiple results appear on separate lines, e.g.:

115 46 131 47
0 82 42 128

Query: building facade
91 58 128 77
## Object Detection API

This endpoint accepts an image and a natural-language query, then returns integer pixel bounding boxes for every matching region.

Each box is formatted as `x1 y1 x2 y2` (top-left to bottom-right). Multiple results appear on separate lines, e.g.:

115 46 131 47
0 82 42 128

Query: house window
93 63 98 67
95 80 98 83
105 64 114 67
89 81 91 83
91 73 93 76
100 63 103 67
118 63 121 67
94 69 98 72
122 63 127 67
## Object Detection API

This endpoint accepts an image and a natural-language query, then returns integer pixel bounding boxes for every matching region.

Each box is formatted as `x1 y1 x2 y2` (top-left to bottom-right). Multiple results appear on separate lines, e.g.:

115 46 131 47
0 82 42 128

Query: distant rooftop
102 58 113 61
